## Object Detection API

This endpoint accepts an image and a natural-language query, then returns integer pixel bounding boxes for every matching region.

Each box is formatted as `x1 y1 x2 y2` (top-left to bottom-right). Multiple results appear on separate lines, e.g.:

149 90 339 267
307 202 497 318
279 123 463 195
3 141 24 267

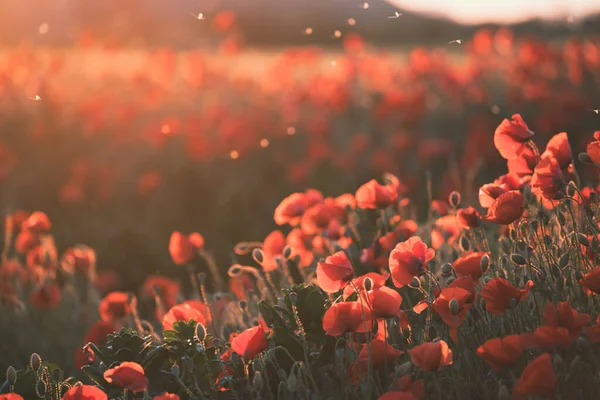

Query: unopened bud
449 191 461 208
289 292 297 304
252 248 264 264
228 265 242 277
567 181 577 198
36 379 46 397
449 298 460 315
511 254 527 266
363 277 373 291
171 364 180 377
558 253 570 268
239 300 247 310
197 272 206 285
578 152 593 164
409 277 421 288
6 366 16 384
577 233 589 247
460 236 471 252
30 353 42 372
195 322 206 342
480 254 490 272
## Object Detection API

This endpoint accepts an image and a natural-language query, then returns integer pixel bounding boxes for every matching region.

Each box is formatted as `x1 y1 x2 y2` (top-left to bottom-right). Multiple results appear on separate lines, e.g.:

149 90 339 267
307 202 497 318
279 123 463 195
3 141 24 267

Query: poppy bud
449 298 459 315
509 228 517 241
483 276 492 284
577 233 589 247
363 277 373 291
578 152 593 164
293 255 301 264
230 351 241 364
171 364 180 377
558 253 570 268
480 254 490 272
441 263 453 276
396 361 412 376
460 236 471 252
283 246 292 259
254 371 263 391
288 292 297 305
228 265 242 277
6 366 16 385
448 191 461 208
567 181 577 198
543 235 552 248
515 239 527 253
576 336 591 354
252 248 264 264
197 272 206 284
530 220 540 231
195 322 206 342
590 191 598 202
30 353 42 372
409 277 421 288
509 298 518 308
239 301 247 310
498 385 511 400
36 379 46 397
519 222 528 236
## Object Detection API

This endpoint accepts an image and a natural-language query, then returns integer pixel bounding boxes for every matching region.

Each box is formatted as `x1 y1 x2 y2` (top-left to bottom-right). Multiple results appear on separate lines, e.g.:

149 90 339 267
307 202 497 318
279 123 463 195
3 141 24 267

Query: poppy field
2 25 600 399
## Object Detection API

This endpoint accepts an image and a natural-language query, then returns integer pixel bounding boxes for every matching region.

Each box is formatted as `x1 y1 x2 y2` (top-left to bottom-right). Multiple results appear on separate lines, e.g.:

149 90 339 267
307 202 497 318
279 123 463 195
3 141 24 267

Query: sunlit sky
388 0 600 25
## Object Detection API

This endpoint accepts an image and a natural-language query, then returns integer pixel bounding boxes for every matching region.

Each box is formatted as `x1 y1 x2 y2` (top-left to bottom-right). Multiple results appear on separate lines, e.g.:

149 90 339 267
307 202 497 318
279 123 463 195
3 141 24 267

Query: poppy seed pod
30 353 42 372
449 298 459 315
36 379 46 397
282 246 292 259
578 152 593 164
441 263 453 276
480 254 490 272
252 248 264 264
558 253 570 268
577 233 589 247
6 366 16 385
195 322 206 342
171 364 180 377
449 191 461 208
228 265 242 277
566 181 577 198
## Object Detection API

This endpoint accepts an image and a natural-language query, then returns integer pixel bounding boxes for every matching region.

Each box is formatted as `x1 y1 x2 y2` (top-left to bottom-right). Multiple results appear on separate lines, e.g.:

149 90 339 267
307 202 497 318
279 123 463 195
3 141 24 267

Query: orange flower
544 132 572 169
452 252 487 281
430 215 461 249
542 301 591 339
169 231 204 265
513 353 556 399
322 301 373 336
274 190 322 226
531 154 564 200
162 301 210 331
99 292 133 322
480 278 533 316
21 211 51 234
30 282 61 309
355 179 397 209
230 326 268 360
141 275 180 310
286 228 314 267
62 385 108 400
389 237 435 289
367 286 403 318
579 266 600 294
261 230 285 272
479 183 508 209
153 394 180 400
476 335 523 371
409 340 453 371
103 362 149 393
493 114 534 160
586 131 600 164
482 190 524 225
316 251 354 293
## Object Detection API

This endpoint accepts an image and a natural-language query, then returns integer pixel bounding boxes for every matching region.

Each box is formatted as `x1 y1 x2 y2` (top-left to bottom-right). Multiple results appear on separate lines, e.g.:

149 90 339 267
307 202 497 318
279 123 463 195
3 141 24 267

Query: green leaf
82 365 109 387
272 327 305 361
259 301 288 329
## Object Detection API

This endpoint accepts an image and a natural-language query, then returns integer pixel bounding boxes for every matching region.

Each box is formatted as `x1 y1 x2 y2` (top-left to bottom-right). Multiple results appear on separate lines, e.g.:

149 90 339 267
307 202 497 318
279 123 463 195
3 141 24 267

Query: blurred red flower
103 362 149 393
355 179 397 209
513 353 556 399
153 393 180 400
169 231 204 265
261 230 285 272
30 282 61 309
62 385 108 400
230 326 268 360
586 131 600 163
542 301 591 339
322 301 373 336
493 114 534 160
99 291 133 322
480 278 533 315
162 301 210 331
483 190 524 225
21 211 51 234
476 335 523 371
409 340 453 371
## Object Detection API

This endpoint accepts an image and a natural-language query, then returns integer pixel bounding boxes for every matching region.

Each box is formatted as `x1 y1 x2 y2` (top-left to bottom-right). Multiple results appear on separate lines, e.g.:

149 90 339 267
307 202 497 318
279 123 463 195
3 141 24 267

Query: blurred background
1 0 600 297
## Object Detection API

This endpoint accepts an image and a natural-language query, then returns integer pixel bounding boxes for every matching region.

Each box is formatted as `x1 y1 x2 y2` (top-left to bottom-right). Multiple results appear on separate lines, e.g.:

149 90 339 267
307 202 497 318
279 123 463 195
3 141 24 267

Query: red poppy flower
169 231 204 265
543 301 591 339
141 275 180 310
513 353 556 399
103 362 149 393
62 385 108 400
409 340 453 371
394 376 424 399
261 230 285 272
432 287 472 341
531 154 564 200
30 282 61 309
322 301 374 336
153 393 180 400
389 237 435 289
430 215 461 249
544 132 572 169
507 146 537 176
61 246 96 275
579 266 600 294
478 183 508 209
355 179 398 209
343 272 390 300
21 211 52 234
456 207 480 229
480 278 533 316
586 131 600 164
316 251 354 293
162 301 210 331
493 114 534 160
0 394 24 400
99 292 133 322
84 320 115 345
521 326 571 350
14 230 40 254
230 326 268 360
483 190 524 225
476 335 523 371
367 286 403 318
300 199 345 235
274 190 322 226
335 193 356 209
352 339 404 377
452 252 487 281
286 228 314 267
26 245 58 271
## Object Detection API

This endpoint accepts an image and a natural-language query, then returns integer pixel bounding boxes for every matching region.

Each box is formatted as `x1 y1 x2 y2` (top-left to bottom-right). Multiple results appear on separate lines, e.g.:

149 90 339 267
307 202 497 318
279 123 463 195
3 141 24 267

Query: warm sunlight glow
230 150 239 159
387 0 600 25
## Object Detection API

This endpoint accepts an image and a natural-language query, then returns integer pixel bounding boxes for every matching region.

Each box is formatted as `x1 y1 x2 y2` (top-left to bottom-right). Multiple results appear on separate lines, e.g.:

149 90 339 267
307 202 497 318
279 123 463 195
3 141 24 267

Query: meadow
1 28 600 399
